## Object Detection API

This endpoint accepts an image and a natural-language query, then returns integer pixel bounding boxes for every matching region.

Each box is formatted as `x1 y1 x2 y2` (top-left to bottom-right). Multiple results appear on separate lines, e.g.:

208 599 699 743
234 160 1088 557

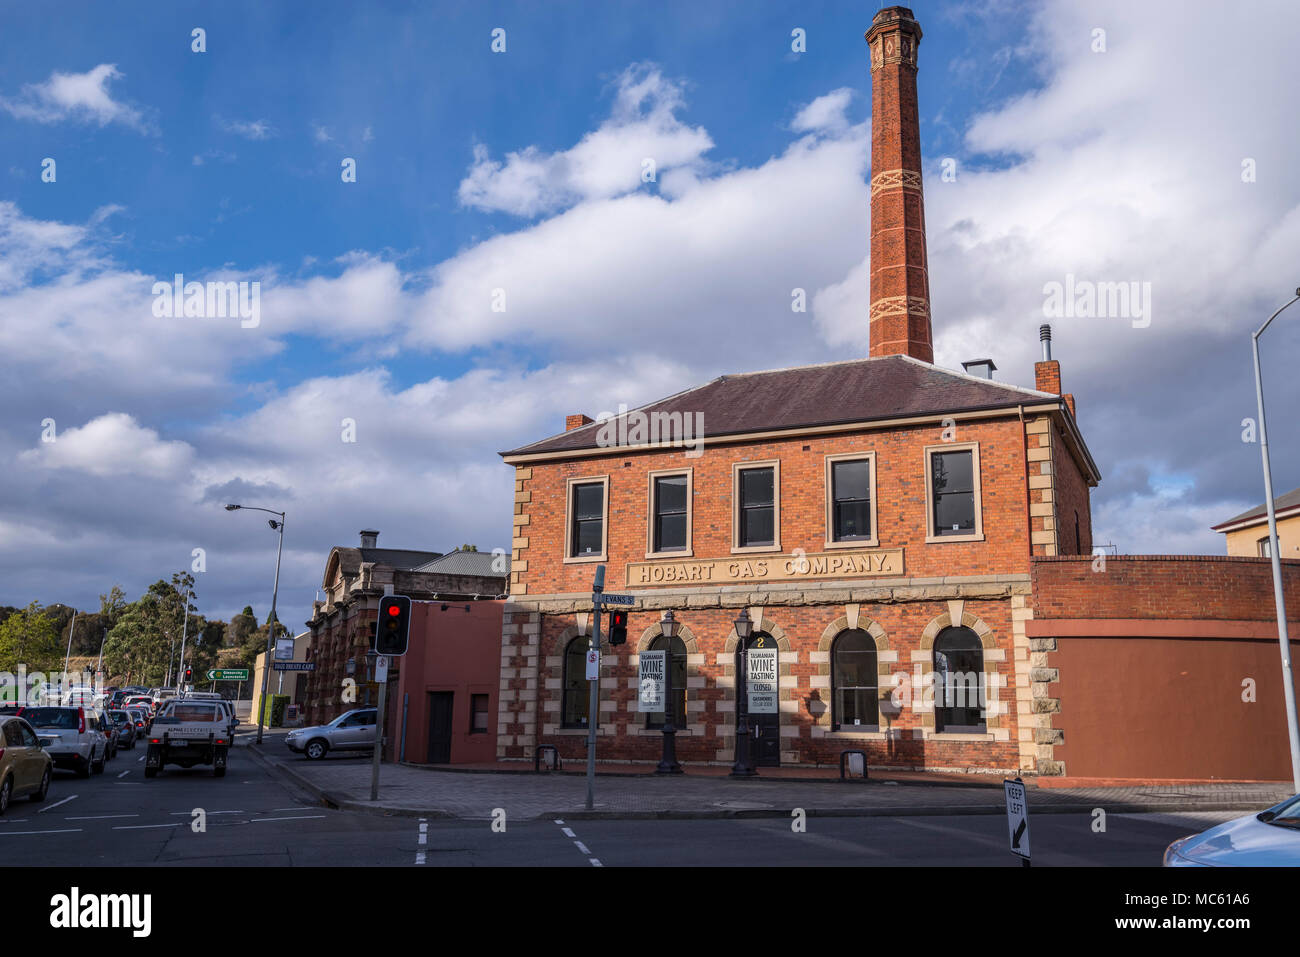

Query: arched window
645 635 687 728
562 636 591 728
933 626 984 732
831 629 878 730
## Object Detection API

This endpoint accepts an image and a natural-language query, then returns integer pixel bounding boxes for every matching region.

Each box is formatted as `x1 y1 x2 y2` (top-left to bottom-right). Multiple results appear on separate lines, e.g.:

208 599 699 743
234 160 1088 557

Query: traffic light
606 609 628 645
376 595 411 655
184 667 192 682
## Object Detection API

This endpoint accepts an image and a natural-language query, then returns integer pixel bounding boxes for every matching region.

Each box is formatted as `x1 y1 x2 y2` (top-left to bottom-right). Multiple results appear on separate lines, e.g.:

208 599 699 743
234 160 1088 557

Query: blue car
1164 792 1300 866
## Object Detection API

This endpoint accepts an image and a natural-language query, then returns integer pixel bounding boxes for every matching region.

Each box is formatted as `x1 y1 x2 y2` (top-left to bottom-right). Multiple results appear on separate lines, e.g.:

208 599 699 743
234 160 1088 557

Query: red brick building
303 531 508 760
494 7 1100 777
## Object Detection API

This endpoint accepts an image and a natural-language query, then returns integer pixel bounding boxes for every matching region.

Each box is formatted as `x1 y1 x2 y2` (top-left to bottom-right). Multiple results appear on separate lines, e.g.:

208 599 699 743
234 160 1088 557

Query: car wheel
92 750 105 774
76 755 92 779
143 764 157 779
213 764 226 778
30 766 50 803
304 739 329 760
0 776 11 815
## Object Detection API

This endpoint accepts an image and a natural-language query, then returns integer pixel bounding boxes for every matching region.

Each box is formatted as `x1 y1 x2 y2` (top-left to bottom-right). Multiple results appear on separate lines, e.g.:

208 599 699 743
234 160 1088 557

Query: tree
0 601 63 673
101 573 199 687
458 544 479 552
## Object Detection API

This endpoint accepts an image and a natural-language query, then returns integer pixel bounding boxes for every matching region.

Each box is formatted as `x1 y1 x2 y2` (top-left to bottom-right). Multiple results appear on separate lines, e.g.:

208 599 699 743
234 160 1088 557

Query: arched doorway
737 631 780 766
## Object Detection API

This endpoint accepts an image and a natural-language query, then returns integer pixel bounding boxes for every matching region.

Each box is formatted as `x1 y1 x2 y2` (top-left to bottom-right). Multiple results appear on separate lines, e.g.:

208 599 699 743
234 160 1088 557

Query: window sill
554 727 593 735
637 727 693 736
729 544 781 555
924 532 985 545
928 731 993 741
823 538 880 550
826 728 884 739
563 554 608 564
644 549 693 560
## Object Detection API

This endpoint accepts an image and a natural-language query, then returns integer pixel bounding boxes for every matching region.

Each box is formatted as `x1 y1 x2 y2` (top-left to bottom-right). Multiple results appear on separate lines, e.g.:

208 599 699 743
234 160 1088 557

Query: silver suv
285 708 377 760
20 706 107 777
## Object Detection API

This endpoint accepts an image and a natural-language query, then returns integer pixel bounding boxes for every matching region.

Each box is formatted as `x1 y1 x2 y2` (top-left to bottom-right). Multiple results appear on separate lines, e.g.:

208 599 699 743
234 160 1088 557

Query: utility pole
176 587 192 693
63 612 77 677
585 565 606 811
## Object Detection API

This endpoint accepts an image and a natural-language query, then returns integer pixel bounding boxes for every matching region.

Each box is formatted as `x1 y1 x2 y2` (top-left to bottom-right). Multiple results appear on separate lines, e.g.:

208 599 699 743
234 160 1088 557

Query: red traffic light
387 605 400 616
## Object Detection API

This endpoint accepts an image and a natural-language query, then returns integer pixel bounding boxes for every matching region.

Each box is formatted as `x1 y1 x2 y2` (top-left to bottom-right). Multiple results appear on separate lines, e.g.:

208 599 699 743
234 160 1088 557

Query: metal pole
256 514 285 745
1252 291 1300 792
585 565 606 810
371 662 387 801
97 628 107 674
176 588 191 693
63 612 77 677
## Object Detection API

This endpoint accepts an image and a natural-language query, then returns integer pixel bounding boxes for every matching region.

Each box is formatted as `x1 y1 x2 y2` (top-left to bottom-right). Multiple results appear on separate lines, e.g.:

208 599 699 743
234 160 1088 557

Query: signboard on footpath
747 647 778 714
638 650 665 711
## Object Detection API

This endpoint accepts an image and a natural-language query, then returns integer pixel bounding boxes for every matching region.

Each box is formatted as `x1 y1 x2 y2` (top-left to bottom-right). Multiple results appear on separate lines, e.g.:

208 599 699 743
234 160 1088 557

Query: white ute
144 700 232 778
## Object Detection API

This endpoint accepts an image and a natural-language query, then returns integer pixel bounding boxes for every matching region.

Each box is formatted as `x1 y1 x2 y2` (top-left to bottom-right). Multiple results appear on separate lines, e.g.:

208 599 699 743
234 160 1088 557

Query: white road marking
553 821 601 868
37 794 77 813
0 828 83 836
138 755 145 762
575 840 591 854
169 810 244 816
554 818 564 824
66 814 138 821
561 827 575 838
249 815 327 823
589 858 602 867
117 770 130 778
415 850 426 864
113 823 182 830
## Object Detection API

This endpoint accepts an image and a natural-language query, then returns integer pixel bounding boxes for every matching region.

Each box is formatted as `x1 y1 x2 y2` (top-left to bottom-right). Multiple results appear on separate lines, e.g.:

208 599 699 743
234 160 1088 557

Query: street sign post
205 669 250 681
375 655 389 683
585 647 600 681
746 647 778 714
584 567 608 809
638 651 666 712
1004 778 1031 866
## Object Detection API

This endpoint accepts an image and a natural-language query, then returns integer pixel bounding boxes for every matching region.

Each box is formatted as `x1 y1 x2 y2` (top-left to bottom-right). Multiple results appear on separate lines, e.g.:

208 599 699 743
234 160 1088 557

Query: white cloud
457 64 714 217
217 116 276 140
0 64 149 131
791 88 854 135
19 413 194 478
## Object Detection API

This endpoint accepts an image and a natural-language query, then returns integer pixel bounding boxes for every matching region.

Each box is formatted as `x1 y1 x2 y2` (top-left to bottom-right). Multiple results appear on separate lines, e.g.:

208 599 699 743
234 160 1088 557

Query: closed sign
747 647 778 714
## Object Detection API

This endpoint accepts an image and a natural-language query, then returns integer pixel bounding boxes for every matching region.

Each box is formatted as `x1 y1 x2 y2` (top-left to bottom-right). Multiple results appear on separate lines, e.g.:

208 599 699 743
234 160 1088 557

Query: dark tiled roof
413 550 510 578
358 548 442 570
1213 486 1300 530
503 355 1059 457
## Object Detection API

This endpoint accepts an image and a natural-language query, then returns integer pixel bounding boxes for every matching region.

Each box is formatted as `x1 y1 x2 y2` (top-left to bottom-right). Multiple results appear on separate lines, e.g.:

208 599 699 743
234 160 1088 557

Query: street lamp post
1251 288 1300 793
176 587 192 693
655 610 682 774
731 609 757 777
226 503 286 746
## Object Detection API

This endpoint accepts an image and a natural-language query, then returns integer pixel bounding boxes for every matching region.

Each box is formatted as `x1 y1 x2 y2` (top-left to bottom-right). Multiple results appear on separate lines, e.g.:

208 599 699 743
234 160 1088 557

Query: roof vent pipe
1039 324 1052 362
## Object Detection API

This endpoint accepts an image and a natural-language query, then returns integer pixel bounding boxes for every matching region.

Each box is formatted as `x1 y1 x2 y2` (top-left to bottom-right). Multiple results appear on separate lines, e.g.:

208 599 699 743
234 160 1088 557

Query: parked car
0 715 53 812
1164 793 1300 866
91 707 118 760
108 710 137 749
285 708 377 760
126 706 151 735
18 706 105 777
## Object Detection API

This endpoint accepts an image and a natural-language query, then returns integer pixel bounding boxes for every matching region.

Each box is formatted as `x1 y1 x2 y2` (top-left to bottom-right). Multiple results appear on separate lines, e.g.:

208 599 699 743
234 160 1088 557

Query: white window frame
563 474 610 563
824 452 879 549
924 442 985 544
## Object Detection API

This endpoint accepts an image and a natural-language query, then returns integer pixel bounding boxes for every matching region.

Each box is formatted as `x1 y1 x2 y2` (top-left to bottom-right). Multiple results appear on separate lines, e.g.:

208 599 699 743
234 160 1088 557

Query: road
0 740 1238 866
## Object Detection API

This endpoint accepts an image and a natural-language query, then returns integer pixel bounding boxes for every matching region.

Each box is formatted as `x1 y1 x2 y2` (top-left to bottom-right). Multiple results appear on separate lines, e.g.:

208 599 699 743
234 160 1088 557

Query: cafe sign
626 548 904 588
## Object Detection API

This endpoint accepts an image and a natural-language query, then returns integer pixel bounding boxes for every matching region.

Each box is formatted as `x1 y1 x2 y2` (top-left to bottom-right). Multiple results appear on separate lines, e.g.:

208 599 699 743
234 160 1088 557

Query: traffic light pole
371 662 386 802
585 565 606 811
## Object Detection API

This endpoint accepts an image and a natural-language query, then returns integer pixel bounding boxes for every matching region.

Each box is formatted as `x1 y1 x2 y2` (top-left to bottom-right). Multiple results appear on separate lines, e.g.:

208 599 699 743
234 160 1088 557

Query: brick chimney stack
866 6 933 363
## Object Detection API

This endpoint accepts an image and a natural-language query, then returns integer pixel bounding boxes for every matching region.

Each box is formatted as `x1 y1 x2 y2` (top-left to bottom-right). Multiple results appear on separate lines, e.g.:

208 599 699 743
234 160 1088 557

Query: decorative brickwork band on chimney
866 7 933 363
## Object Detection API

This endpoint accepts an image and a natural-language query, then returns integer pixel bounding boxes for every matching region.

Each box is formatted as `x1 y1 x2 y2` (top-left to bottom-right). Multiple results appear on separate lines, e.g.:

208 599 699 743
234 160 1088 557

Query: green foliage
0 601 63 672
458 544 478 552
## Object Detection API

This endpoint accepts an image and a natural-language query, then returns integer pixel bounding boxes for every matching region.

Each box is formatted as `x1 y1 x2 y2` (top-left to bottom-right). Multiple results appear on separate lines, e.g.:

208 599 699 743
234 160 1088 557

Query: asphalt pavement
0 734 1248 866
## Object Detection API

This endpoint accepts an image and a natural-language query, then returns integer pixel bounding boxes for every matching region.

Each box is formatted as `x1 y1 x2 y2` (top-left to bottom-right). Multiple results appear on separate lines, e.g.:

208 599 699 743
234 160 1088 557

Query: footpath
243 730 1292 822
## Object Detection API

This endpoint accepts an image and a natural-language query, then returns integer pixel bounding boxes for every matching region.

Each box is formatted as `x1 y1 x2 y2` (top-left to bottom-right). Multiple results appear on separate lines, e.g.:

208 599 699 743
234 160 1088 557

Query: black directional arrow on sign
1012 818 1027 849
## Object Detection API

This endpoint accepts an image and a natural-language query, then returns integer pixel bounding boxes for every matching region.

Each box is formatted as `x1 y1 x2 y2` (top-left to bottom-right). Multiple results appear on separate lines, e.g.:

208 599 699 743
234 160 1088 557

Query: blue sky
3 0 1299 629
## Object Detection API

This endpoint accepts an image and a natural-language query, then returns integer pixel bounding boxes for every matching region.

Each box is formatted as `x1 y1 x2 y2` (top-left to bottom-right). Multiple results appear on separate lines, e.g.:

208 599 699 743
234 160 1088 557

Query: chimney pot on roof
359 529 379 549
565 414 594 432
1039 323 1053 362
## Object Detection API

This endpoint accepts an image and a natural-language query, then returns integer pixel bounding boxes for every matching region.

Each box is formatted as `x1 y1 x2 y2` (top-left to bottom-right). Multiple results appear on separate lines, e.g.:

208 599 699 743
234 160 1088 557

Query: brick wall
513 415 1036 597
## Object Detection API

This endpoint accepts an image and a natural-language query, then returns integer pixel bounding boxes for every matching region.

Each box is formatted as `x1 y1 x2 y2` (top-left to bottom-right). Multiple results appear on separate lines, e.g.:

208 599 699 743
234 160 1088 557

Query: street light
226 503 286 746
1251 288 1300 792
731 608 756 777
655 610 682 775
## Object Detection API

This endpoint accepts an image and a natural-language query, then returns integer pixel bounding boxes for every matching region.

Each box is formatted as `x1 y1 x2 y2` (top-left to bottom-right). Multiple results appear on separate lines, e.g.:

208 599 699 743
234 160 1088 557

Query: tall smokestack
866 7 933 363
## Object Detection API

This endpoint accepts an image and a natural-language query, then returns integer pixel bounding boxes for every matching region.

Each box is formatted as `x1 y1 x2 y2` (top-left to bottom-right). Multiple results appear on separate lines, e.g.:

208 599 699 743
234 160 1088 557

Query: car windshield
22 708 79 729
110 711 130 723
170 705 220 722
